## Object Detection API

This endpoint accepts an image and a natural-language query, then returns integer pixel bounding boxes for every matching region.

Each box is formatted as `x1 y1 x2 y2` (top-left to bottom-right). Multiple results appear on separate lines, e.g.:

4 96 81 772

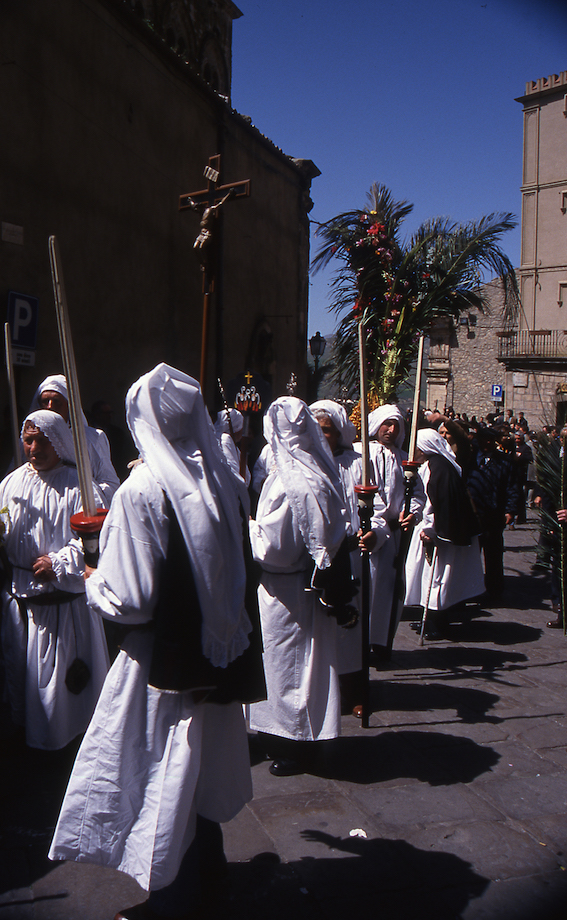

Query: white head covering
214 408 244 436
126 364 251 668
417 428 462 475
21 409 76 464
29 374 89 428
368 404 405 448
264 396 348 569
310 399 357 449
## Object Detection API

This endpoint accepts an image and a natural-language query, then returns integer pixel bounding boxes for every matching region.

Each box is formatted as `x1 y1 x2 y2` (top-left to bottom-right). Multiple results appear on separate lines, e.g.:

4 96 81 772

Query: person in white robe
49 364 264 920
354 405 425 653
0 410 109 750
250 441 274 496
29 374 120 504
214 407 251 486
310 399 389 713
249 396 353 777
405 429 484 639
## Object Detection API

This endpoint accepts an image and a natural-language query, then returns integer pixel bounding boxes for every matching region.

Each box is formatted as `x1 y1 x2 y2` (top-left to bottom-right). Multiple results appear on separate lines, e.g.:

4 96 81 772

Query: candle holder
71 509 108 568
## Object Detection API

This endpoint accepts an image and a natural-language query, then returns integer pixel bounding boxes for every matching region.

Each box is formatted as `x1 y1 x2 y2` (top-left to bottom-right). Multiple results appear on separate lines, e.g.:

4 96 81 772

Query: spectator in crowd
467 427 519 598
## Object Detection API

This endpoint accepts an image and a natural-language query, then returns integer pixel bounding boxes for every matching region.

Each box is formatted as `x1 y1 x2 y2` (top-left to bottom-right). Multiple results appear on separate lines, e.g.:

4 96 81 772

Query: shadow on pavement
0 740 79 894
372 680 501 723
502 572 549 611
224 832 491 920
389 646 528 677
316 730 500 785
437 620 542 645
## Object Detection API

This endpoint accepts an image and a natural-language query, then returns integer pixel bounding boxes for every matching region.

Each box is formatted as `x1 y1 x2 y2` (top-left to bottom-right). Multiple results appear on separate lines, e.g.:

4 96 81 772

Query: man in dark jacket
467 428 519 598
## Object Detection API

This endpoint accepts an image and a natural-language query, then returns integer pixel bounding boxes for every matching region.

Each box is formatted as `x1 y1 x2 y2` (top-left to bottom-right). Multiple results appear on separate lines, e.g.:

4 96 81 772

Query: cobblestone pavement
1 512 566 919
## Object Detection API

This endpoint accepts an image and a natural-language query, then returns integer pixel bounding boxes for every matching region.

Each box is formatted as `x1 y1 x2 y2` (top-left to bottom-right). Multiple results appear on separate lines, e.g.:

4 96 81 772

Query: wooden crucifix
179 155 250 400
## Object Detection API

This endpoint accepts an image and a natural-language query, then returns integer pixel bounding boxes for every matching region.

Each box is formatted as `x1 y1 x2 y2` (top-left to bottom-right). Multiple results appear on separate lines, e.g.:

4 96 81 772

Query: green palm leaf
312 185 519 403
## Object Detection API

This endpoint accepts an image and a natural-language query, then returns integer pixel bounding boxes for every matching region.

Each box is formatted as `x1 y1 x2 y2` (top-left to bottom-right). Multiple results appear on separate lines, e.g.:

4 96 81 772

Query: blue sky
231 0 567 337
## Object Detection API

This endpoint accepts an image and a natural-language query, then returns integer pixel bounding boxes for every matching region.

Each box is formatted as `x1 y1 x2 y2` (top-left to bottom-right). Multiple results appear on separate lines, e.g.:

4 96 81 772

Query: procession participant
214 407 250 485
405 429 484 639
29 374 120 503
438 417 474 480
90 399 135 482
0 410 109 750
310 399 388 713
249 396 354 776
250 442 273 496
49 364 265 920
355 404 425 654
467 426 519 598
513 430 533 525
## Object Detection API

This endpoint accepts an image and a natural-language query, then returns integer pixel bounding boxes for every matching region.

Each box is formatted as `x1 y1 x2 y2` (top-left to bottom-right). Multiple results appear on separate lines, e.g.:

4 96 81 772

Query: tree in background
312 183 519 405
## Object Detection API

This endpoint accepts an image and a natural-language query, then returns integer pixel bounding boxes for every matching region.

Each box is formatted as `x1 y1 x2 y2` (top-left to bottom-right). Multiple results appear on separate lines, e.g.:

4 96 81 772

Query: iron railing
498 329 567 360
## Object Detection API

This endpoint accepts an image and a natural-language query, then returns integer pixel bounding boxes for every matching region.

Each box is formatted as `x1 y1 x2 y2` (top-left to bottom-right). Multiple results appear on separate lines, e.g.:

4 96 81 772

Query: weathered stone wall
0 0 314 423
449 284 507 418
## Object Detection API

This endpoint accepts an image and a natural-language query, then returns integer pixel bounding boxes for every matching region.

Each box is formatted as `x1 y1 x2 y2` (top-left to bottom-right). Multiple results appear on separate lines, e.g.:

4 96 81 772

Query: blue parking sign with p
7 291 38 349
492 384 503 401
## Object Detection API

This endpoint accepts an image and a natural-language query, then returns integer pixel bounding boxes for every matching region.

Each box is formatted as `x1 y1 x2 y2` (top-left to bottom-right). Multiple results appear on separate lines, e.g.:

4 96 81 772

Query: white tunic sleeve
86 464 168 624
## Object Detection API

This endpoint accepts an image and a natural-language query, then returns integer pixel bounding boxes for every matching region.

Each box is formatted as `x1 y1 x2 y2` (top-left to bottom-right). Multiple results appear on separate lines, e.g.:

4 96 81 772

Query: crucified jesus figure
185 189 236 272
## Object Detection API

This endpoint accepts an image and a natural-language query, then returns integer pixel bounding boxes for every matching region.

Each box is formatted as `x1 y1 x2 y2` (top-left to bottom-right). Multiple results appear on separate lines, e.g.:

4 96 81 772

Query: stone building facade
424 283 508 419
498 70 567 427
0 0 318 423
423 69 567 429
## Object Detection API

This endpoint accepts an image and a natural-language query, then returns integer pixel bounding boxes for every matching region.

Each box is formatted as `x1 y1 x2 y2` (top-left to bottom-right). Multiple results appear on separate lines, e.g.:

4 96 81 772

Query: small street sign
7 291 39 366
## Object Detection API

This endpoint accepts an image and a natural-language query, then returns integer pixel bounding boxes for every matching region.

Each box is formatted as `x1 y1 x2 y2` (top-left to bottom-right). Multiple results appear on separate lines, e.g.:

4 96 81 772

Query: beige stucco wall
519 74 567 333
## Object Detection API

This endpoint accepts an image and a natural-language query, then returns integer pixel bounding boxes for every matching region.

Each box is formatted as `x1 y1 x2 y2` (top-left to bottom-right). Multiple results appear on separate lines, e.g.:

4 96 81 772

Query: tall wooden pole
385 333 425 654
354 316 379 728
4 324 22 467
49 236 107 562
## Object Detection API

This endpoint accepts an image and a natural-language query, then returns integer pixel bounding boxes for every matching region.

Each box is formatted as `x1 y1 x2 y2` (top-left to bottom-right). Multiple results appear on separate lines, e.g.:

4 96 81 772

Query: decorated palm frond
312 184 519 403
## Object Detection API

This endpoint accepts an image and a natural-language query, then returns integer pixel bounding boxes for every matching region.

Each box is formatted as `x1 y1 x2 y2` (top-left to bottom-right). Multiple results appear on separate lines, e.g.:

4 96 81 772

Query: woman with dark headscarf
405 430 484 638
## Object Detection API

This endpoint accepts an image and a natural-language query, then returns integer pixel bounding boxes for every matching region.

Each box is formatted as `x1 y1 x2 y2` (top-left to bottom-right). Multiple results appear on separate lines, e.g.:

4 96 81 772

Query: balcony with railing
498 329 567 361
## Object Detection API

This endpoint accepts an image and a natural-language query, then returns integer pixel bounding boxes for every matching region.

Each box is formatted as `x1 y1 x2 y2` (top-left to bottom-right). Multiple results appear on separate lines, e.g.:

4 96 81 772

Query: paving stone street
1 511 566 920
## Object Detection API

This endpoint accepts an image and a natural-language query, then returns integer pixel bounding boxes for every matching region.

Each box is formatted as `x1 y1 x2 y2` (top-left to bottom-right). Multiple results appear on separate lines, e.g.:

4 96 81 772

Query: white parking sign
7 291 38 365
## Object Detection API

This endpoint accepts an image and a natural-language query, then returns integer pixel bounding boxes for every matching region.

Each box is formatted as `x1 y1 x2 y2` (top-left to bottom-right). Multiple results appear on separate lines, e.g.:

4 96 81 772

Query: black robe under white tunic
49 365 256 893
49 460 253 892
405 444 484 611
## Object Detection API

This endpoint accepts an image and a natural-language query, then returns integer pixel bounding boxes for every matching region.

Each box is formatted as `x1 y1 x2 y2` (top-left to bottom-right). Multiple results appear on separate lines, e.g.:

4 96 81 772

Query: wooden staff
4 323 22 467
408 334 425 464
48 236 107 562
385 333 425 654
419 544 438 646
354 316 379 728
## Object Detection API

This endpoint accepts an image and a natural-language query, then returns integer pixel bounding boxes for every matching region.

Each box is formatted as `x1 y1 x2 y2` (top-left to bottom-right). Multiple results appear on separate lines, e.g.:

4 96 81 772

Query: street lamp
309 331 326 374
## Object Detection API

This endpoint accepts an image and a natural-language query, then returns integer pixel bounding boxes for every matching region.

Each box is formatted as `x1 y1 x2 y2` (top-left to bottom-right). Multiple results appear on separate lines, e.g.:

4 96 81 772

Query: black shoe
269 758 304 777
547 617 564 629
369 644 390 661
422 625 443 640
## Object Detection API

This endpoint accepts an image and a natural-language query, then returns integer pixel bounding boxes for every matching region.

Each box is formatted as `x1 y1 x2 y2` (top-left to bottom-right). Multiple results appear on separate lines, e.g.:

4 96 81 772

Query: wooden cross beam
178 154 250 212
